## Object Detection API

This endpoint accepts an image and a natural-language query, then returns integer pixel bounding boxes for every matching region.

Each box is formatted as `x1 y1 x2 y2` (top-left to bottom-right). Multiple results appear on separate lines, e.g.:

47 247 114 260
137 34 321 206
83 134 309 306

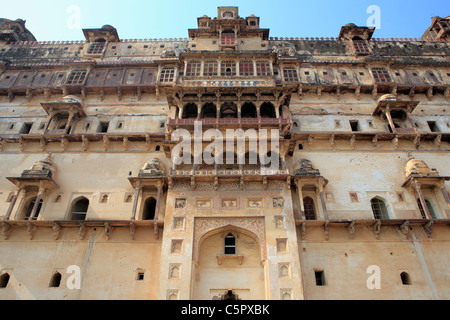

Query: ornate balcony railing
170 168 290 177
167 117 290 126
394 127 418 134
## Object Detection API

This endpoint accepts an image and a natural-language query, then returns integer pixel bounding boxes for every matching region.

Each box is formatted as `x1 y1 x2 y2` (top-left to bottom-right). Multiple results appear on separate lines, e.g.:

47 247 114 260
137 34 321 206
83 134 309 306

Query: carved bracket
2 222 12 240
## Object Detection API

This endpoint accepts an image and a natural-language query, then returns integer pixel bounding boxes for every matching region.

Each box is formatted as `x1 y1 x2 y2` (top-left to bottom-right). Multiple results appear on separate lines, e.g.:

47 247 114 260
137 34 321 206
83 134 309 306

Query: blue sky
2 0 449 41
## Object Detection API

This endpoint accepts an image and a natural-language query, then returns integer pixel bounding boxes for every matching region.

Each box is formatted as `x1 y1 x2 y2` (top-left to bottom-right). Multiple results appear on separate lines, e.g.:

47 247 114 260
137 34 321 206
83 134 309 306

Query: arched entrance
193 225 265 300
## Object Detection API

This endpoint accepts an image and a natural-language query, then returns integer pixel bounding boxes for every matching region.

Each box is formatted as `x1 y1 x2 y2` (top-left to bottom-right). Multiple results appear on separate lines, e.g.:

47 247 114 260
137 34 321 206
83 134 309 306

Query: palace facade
0 7 449 300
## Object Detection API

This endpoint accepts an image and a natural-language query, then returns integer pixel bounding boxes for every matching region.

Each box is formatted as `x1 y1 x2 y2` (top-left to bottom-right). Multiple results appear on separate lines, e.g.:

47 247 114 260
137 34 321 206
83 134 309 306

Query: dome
344 23 357 27
379 94 399 102
139 158 165 177
101 24 115 30
405 157 438 178
23 154 57 178
60 95 82 104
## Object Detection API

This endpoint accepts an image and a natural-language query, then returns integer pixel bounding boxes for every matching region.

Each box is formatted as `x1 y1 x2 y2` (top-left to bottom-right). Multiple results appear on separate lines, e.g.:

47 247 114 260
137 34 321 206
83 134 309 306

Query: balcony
167 117 290 127
393 127 418 134
170 168 290 177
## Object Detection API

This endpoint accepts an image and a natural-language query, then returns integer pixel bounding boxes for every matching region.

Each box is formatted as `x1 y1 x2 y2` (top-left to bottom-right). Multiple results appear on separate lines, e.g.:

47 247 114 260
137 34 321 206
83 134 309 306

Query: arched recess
193 221 266 300
183 103 198 119
22 196 43 221
201 103 217 118
241 102 257 118
70 197 90 221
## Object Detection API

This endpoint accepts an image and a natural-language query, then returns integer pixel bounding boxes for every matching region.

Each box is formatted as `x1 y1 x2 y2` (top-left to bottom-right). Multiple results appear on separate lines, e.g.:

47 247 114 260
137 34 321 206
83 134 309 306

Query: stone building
0 7 449 300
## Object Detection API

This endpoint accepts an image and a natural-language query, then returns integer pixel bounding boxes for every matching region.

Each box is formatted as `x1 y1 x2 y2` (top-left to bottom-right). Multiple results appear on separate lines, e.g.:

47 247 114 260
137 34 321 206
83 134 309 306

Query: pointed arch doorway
192 222 266 300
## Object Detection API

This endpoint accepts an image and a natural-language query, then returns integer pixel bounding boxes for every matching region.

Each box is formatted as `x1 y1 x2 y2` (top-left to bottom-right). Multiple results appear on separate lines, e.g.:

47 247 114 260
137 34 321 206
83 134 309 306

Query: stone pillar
4 187 23 221
154 184 162 222
196 102 202 120
413 180 432 219
131 182 141 220
65 107 77 134
295 180 305 220
318 177 329 220
29 187 46 221
384 108 397 133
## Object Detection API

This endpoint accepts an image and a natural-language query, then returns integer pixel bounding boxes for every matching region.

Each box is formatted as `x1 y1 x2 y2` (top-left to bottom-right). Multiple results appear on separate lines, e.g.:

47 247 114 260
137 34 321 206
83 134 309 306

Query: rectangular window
221 60 236 76
67 70 87 85
256 61 271 76
350 120 360 132
185 60 201 77
372 68 392 83
224 234 236 255
283 67 299 82
315 271 326 286
159 67 175 83
98 122 109 133
239 60 254 76
352 39 370 54
20 123 33 134
428 121 440 132
203 61 218 76
221 32 236 45
87 41 106 55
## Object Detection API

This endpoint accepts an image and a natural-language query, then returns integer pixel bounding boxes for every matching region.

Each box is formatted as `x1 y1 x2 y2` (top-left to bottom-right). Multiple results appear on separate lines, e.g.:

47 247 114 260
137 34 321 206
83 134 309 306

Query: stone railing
170 168 290 177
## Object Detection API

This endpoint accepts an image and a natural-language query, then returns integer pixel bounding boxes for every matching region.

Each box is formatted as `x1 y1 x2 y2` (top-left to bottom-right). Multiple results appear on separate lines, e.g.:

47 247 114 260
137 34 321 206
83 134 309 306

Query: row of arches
13 194 441 222
181 102 278 119
17 196 157 222
301 196 440 221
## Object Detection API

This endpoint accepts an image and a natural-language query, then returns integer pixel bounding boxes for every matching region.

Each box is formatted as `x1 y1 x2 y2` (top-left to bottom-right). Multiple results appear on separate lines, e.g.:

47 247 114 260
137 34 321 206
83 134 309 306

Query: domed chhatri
22 154 57 179
139 158 166 178
404 156 439 178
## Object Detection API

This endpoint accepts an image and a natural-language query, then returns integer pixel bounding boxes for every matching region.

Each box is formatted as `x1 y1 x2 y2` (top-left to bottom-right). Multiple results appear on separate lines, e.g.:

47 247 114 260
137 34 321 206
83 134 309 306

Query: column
131 182 141 220
384 108 397 134
295 180 306 220
196 102 202 120
4 187 23 221
44 110 53 132
318 178 329 220
65 107 77 134
154 184 162 222
413 180 432 220
29 186 46 221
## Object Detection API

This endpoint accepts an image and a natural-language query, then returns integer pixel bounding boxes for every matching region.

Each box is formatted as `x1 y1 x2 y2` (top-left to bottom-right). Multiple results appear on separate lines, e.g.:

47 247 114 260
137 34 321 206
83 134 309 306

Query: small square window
137 272 145 281
359 72 365 76
350 120 360 132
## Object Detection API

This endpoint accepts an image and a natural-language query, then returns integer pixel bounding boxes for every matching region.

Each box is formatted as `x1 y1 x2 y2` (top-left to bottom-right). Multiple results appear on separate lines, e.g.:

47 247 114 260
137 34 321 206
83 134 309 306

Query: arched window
202 103 217 118
49 272 62 288
142 197 156 220
224 233 236 255
24 197 43 221
371 198 389 220
183 103 198 119
241 102 257 118
260 102 276 118
304 197 316 220
220 103 237 118
400 272 412 285
71 197 89 221
417 198 437 219
0 273 10 288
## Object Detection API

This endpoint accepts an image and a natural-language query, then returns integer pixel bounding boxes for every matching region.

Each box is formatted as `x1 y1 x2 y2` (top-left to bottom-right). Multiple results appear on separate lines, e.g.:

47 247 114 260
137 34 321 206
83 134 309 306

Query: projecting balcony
167 117 290 128
393 127 418 134
170 167 290 178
